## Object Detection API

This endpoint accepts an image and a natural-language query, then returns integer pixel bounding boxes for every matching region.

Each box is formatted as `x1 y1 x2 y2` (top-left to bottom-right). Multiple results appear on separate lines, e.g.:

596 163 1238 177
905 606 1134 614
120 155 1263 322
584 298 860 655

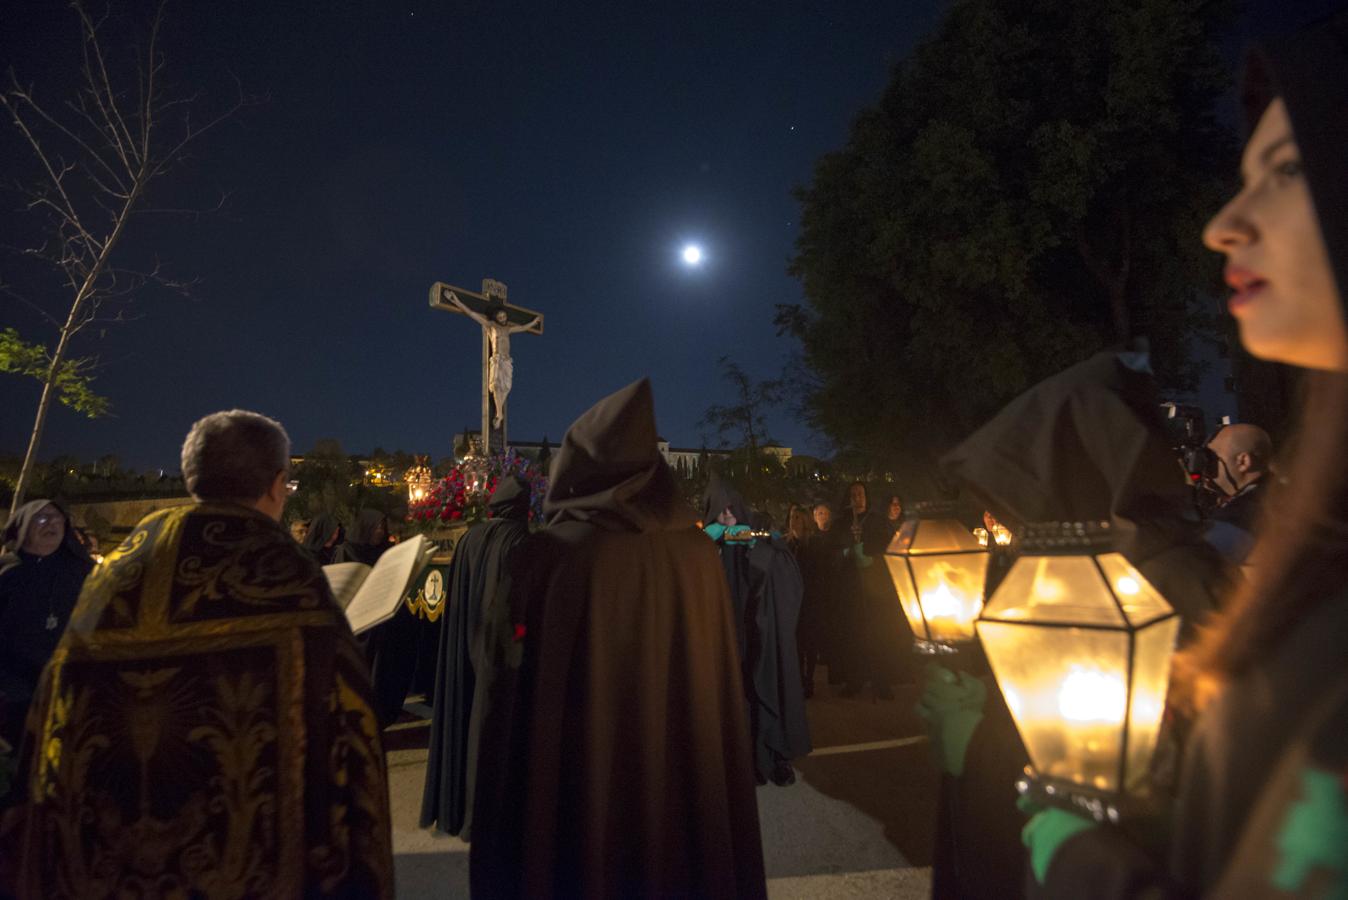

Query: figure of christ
447 294 542 428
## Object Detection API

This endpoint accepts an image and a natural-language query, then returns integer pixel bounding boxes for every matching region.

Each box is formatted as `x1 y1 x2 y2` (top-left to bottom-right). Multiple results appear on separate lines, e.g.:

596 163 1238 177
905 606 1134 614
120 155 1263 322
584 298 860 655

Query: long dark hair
1177 373 1348 709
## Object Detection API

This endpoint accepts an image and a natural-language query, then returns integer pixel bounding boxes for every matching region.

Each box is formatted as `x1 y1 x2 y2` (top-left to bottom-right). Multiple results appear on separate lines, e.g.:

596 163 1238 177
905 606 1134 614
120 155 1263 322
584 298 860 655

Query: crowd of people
0 11 1345 898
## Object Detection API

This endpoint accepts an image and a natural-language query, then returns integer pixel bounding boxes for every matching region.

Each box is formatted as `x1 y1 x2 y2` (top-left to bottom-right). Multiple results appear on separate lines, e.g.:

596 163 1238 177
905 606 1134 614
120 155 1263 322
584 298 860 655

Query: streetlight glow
681 244 703 265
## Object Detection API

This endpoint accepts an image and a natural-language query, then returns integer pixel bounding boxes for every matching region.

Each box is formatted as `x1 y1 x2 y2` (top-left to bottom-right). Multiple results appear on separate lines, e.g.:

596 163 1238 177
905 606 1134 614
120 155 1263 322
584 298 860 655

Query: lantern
976 522 1179 819
884 514 990 654
405 456 434 506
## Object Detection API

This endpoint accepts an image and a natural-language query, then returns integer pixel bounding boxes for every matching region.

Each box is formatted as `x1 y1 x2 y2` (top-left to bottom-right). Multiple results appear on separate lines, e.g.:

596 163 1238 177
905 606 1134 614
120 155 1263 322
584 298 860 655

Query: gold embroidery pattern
403 566 447 622
308 671 393 895
173 511 326 622
17 505 389 899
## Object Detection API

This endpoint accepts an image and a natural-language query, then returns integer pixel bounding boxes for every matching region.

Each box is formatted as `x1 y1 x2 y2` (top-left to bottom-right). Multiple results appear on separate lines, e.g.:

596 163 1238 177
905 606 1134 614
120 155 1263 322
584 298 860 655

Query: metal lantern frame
405 456 434 506
884 511 991 656
976 521 1179 822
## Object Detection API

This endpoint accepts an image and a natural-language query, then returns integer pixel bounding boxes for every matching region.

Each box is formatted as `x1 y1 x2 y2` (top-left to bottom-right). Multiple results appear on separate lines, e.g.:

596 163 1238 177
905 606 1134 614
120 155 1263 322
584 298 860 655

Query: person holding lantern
994 14 1348 897
836 481 912 698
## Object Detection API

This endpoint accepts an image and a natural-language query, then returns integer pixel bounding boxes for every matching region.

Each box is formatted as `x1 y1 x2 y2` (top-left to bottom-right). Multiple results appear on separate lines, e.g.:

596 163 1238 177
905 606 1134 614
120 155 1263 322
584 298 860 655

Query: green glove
1019 798 1098 885
915 664 987 776
851 542 872 569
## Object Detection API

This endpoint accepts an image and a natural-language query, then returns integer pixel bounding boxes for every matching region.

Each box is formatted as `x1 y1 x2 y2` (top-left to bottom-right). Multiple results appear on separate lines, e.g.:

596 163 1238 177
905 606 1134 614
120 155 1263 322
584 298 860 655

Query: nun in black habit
0 500 93 748
419 474 532 838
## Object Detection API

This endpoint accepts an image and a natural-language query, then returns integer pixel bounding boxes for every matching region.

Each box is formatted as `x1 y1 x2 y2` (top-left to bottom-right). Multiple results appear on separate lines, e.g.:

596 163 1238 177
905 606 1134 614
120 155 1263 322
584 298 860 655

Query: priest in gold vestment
2 410 394 899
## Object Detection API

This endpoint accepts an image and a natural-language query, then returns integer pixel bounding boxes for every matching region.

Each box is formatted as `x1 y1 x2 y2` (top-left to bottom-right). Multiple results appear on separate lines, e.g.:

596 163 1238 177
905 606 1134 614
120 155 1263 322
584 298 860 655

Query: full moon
681 244 703 265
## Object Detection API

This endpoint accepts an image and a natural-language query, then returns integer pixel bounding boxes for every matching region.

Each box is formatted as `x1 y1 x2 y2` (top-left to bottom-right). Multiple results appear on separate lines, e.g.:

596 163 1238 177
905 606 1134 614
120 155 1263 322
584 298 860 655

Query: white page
344 535 435 634
322 562 370 610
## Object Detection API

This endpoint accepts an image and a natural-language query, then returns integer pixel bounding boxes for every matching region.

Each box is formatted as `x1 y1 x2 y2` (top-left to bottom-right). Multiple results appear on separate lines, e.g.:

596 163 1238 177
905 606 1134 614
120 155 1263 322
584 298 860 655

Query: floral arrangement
407 450 548 528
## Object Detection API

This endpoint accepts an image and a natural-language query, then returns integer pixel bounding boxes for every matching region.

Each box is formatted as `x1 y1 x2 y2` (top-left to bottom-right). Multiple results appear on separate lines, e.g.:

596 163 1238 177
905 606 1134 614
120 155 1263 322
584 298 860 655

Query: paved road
385 671 937 898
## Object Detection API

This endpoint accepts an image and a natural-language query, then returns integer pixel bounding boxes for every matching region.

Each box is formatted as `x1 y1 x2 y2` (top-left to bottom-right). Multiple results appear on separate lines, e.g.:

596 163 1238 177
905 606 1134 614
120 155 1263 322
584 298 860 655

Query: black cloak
419 475 532 838
334 509 411 727
701 473 754 659
745 533 813 779
470 378 767 900
0 499 93 747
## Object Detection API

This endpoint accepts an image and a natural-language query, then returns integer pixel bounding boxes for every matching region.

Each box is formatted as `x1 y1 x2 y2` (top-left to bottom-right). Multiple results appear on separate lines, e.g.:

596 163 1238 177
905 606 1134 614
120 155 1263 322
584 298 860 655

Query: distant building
450 431 791 473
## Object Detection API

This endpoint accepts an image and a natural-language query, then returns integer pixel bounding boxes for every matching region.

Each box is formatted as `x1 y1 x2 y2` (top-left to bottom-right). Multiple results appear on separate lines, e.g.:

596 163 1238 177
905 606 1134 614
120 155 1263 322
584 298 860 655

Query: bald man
1204 423 1272 562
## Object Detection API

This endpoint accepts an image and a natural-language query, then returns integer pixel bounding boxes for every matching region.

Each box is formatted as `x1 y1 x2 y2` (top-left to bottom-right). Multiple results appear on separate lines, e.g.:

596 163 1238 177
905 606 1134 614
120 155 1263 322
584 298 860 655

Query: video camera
1160 402 1223 515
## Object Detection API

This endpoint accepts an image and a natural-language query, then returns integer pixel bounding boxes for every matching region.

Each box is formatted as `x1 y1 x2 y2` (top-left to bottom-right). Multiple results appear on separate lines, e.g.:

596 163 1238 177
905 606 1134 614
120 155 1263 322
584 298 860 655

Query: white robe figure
449 295 541 429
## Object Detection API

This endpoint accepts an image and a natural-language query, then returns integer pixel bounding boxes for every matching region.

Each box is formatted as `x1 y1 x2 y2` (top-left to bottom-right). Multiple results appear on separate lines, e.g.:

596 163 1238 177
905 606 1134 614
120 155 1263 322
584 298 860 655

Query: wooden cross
429 278 544 454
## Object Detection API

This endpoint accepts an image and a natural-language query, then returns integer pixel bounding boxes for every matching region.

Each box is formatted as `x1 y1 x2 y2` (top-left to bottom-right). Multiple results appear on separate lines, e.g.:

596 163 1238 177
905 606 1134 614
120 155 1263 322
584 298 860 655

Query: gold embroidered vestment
6 503 394 899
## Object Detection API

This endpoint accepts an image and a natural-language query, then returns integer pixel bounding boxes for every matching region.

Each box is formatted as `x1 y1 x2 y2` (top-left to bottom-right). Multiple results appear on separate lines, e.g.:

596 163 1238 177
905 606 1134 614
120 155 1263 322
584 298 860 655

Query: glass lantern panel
1094 553 1174 625
908 552 990 644
982 555 1126 626
900 518 985 555
978 621 1129 793
885 556 929 642
1123 615 1181 791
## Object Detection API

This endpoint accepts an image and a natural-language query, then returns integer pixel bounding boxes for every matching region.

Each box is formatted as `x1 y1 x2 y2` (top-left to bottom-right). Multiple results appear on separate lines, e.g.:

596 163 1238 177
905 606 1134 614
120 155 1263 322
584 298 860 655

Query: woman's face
1203 98 1347 372
887 497 903 521
23 504 66 556
813 505 831 531
716 506 737 527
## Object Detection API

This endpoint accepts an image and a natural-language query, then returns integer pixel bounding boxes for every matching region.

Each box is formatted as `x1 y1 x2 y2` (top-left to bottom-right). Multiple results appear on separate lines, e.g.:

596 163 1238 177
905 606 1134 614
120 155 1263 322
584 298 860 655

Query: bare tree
2 2 243 514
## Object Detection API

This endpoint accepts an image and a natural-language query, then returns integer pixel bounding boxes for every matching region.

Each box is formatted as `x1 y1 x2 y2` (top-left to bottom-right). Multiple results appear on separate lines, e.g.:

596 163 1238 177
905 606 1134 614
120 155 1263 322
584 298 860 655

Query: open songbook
322 534 437 634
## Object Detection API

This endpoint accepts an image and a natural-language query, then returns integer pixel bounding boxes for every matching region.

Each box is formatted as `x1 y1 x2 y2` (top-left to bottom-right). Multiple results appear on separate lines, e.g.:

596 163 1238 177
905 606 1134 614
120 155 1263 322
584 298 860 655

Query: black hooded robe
338 510 421 727
0 499 93 748
470 378 767 900
745 533 813 781
419 476 531 838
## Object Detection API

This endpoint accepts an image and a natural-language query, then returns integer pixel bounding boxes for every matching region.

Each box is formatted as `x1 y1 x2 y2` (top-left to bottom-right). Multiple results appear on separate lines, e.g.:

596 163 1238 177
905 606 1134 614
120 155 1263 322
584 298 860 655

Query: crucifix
429 278 544 454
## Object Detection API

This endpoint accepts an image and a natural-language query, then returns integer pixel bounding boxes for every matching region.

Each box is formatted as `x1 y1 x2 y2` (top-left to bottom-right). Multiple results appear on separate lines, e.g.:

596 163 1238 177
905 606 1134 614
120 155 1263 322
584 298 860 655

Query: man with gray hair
5 409 394 897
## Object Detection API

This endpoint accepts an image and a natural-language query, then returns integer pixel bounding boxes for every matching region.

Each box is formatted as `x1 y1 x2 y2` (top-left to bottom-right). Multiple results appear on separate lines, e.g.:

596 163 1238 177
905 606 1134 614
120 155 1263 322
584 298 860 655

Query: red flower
512 623 527 642
450 509 463 520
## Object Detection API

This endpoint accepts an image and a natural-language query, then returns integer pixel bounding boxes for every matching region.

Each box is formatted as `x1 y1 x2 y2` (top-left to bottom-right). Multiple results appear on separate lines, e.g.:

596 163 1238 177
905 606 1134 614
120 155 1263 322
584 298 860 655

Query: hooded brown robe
1 502 394 899
469 378 767 900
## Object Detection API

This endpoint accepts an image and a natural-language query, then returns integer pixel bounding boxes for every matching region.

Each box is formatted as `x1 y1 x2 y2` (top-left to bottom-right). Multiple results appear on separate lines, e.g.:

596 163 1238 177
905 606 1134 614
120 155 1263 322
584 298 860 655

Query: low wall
68 496 192 542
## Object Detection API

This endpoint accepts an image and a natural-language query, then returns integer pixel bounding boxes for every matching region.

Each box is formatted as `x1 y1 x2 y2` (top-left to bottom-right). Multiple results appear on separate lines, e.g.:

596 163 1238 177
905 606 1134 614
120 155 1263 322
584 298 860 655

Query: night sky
1 0 946 470
1 2 1335 472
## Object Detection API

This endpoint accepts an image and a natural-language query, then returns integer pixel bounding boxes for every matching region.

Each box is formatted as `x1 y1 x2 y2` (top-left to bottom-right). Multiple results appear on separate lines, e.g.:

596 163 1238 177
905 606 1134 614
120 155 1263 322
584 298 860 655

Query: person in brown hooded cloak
469 378 767 900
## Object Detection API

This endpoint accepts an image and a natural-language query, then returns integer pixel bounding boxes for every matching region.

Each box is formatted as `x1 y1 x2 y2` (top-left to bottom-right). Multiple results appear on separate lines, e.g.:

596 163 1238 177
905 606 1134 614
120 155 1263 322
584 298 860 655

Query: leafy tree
782 0 1236 471
2 2 245 514
0 328 111 418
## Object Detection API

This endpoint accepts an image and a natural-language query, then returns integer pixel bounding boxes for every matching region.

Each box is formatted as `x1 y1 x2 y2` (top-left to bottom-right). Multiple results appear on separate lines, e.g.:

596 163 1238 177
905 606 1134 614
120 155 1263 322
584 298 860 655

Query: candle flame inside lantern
1058 667 1128 725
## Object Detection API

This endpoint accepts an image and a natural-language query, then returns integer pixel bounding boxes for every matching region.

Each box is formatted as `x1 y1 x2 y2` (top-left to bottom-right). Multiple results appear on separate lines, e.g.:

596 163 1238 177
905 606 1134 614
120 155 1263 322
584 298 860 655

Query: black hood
302 513 341 552
941 350 1203 561
346 509 387 546
488 474 532 522
1246 12 1348 316
701 472 751 527
544 378 694 532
